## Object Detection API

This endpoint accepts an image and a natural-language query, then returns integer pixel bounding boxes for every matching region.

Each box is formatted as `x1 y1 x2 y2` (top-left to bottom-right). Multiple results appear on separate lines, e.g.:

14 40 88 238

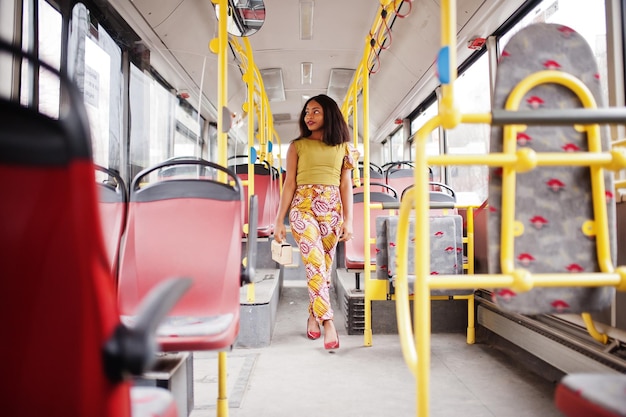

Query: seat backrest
358 165 385 181
0 44 132 417
488 23 615 315
375 214 469 296
117 159 244 352
352 181 398 199
385 167 414 196
345 191 398 269
95 165 128 279
230 163 278 237
401 182 458 216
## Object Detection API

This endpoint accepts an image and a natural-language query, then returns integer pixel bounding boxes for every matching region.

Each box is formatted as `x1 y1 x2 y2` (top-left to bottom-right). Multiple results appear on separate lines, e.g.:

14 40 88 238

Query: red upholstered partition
0 43 178 417
0 62 131 416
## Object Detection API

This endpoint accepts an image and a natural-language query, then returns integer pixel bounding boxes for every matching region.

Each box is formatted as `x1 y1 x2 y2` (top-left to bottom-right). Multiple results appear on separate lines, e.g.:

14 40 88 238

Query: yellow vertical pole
362 0 397 347
439 0 459 128
216 0 228 168
243 39 256 304
362 60 374 347
466 207 475 275
214 1 229 415
416 0 458 414
414 118 437 417
217 350 228 416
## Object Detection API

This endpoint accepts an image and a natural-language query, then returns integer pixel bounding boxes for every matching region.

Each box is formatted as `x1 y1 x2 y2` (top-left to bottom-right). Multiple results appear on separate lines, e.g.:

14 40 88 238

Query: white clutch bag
271 240 293 265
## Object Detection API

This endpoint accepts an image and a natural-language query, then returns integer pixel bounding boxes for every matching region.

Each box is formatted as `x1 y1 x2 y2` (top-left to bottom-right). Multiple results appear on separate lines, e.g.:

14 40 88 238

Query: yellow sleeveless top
294 138 348 186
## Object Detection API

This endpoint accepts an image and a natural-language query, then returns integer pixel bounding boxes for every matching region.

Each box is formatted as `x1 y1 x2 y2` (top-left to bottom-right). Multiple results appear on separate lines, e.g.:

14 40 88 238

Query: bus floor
189 280 562 417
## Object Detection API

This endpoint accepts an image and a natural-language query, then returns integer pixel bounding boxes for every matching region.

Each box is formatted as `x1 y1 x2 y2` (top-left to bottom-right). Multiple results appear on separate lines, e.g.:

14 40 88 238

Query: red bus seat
0 41 183 417
385 166 414 196
230 162 279 238
345 190 398 290
117 159 246 352
95 164 128 279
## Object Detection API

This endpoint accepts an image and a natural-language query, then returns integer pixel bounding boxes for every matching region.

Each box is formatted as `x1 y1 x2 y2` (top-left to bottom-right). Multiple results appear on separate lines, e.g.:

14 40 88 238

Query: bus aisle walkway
189 280 562 417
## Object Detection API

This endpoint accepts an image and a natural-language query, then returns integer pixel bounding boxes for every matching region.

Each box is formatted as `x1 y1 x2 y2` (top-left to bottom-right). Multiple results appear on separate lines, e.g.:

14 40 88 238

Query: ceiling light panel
299 0 314 40
301 62 313 85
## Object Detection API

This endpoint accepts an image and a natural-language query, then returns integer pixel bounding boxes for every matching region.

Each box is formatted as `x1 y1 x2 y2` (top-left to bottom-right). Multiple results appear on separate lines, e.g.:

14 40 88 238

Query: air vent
260 68 286 102
273 113 291 122
327 68 355 103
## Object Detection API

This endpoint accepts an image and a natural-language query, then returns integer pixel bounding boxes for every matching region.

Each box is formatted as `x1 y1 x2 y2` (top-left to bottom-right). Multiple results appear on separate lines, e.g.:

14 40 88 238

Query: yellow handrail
400 111 626 417
582 312 609 344
227 35 283 304
339 0 412 347
395 188 419 377
394 2 626 416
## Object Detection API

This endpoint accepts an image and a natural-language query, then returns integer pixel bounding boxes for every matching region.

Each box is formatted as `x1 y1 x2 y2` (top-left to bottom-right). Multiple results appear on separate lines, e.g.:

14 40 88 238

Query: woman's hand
274 221 286 243
339 222 353 242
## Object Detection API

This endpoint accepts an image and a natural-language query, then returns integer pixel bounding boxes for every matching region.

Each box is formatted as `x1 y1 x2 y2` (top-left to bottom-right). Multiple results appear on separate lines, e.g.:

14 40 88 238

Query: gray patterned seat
376 215 470 296
488 23 616 315
489 23 624 417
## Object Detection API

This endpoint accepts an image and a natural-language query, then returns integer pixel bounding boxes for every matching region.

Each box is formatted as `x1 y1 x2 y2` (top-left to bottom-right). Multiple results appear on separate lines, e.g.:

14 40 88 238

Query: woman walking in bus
273 94 358 350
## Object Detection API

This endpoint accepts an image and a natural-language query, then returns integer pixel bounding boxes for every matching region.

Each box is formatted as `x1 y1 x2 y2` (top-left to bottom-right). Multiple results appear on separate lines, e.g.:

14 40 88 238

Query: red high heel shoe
324 334 340 350
307 317 321 340
323 320 340 350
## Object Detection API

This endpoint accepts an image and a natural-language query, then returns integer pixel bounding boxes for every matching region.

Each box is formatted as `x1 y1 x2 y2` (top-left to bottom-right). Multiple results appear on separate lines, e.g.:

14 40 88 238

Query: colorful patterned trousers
289 184 343 323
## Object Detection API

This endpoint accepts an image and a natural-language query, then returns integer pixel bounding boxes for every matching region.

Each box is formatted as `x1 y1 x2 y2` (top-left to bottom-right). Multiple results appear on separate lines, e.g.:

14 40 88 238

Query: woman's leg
289 186 342 323
316 186 342 348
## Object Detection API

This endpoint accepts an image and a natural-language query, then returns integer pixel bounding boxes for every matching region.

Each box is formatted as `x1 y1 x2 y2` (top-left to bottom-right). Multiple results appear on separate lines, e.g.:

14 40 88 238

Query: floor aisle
190 281 562 417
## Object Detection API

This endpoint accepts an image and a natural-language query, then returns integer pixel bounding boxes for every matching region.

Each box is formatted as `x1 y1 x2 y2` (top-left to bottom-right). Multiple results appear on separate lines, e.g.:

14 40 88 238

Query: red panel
239 172 279 237
0 162 131 417
345 202 388 269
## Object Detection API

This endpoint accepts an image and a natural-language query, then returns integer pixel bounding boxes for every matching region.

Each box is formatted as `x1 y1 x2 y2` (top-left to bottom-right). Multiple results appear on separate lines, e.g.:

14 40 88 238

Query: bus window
69 3 123 170
499 0 608 104
410 100 440 182
389 126 404 161
20 0 61 118
446 53 490 205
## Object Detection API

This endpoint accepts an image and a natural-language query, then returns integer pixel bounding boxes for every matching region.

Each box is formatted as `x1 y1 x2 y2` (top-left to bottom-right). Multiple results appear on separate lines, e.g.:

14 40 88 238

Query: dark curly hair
297 94 351 146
